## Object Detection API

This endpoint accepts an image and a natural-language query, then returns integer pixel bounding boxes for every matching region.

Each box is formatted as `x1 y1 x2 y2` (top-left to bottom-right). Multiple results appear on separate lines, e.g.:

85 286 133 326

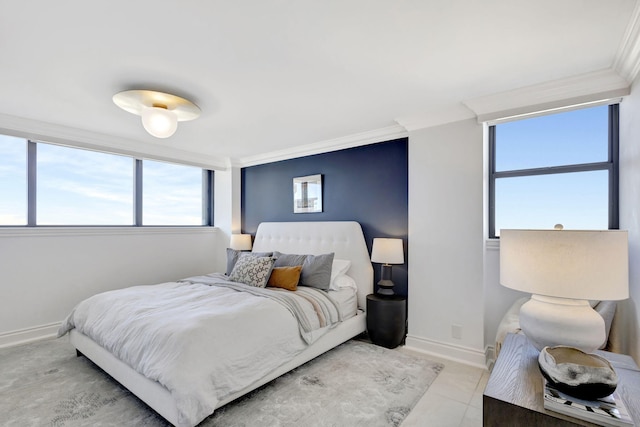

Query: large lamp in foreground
500 229 628 352
371 238 404 296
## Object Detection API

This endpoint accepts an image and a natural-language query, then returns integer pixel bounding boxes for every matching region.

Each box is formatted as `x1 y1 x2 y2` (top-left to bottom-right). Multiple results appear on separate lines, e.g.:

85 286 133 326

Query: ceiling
0 1 637 168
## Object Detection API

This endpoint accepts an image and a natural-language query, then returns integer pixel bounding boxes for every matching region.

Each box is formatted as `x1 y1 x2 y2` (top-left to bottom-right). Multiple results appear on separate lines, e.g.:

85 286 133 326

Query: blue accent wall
241 138 409 296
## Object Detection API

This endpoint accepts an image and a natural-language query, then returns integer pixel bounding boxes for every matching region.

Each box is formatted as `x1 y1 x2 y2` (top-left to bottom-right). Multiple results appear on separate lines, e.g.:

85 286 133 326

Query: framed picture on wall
293 174 323 213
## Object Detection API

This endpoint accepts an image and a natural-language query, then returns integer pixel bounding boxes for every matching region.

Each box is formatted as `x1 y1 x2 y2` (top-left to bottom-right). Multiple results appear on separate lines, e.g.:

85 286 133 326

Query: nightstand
484 333 640 426
366 293 407 349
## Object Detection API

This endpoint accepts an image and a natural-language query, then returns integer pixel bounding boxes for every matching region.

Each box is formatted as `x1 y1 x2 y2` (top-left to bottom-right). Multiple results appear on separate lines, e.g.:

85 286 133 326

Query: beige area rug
0 338 443 427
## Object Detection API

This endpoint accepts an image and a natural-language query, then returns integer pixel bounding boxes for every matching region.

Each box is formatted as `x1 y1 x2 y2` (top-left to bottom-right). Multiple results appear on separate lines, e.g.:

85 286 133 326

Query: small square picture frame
293 174 322 213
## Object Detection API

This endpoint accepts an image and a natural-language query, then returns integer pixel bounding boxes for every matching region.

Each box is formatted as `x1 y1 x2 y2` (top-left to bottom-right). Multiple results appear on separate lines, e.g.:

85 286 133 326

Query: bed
59 221 373 427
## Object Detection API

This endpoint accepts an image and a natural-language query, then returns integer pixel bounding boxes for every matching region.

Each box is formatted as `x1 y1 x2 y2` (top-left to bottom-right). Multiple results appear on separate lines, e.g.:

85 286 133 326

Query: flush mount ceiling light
113 89 201 138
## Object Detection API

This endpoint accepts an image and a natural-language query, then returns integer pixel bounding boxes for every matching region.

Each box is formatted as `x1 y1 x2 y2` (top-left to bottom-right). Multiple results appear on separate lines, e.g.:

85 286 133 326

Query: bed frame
69 221 373 426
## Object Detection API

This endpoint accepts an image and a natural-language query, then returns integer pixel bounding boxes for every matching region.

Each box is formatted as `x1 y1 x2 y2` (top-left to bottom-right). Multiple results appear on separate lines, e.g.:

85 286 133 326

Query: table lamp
500 228 628 352
230 234 252 251
371 238 404 296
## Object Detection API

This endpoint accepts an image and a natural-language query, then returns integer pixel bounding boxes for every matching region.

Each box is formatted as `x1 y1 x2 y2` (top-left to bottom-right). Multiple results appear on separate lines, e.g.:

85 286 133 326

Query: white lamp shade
371 238 404 264
141 106 178 138
500 229 629 301
230 234 252 251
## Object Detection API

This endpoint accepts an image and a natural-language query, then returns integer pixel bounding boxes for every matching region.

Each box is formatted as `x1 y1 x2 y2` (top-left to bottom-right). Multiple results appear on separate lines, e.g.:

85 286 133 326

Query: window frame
488 104 619 238
2 139 214 227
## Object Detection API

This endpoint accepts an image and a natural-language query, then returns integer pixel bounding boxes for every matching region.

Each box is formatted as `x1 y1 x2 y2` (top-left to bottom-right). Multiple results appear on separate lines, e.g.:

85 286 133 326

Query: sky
0 137 204 226
494 104 610 235
0 105 611 229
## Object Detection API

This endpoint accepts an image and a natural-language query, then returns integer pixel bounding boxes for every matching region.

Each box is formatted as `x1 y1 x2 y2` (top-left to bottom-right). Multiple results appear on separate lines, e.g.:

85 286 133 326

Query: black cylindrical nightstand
366 293 407 349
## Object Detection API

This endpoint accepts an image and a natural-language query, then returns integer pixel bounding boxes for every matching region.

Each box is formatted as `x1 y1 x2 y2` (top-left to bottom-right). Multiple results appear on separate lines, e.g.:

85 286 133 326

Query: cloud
2 140 208 226
0 213 26 225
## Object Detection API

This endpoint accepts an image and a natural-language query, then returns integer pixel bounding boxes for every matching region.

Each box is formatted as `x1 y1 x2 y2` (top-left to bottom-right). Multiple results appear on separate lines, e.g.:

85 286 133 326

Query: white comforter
58 273 340 427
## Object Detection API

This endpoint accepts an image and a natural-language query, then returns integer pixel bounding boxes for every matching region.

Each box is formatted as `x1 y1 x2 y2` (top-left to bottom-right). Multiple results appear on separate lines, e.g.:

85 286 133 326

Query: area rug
0 337 443 427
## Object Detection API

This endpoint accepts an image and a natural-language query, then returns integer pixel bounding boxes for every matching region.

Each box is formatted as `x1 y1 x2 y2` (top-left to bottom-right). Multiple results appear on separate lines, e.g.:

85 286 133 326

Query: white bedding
58 274 341 427
329 287 358 319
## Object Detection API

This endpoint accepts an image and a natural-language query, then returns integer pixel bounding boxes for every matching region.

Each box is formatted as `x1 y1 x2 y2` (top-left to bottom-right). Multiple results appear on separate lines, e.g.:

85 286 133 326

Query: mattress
329 286 358 320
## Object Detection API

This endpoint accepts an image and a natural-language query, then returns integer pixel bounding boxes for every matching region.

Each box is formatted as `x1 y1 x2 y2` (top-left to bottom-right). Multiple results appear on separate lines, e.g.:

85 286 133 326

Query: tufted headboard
252 221 374 311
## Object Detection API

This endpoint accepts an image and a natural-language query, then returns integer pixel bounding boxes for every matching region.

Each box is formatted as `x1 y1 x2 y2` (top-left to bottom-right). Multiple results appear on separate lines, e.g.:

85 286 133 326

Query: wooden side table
483 333 640 426
366 293 407 349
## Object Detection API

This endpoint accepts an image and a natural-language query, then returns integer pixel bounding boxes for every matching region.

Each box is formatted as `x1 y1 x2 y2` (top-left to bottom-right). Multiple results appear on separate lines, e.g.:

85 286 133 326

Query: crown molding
394 104 476 132
614 0 640 83
463 68 630 123
0 113 229 170
235 124 408 168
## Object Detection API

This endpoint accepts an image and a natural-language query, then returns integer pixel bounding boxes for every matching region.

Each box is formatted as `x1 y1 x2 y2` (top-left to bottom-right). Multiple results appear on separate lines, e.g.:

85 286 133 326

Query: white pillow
330 259 351 283
330 274 357 292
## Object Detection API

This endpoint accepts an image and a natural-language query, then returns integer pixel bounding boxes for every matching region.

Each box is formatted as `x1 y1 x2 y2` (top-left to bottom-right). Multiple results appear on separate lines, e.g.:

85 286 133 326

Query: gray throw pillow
300 253 334 290
273 251 308 268
228 255 275 288
273 251 335 290
226 248 273 275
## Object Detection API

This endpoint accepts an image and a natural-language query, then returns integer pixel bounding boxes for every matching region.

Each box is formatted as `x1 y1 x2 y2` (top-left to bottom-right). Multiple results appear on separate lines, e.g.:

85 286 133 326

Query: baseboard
0 322 61 348
404 334 488 369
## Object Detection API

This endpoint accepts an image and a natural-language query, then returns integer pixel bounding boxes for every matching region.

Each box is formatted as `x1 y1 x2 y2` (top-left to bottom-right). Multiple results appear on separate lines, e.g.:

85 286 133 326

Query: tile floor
399 348 489 427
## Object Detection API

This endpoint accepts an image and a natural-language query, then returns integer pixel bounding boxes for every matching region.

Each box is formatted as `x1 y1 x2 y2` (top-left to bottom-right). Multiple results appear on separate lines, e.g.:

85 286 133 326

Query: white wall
0 227 225 347
214 166 243 236
406 118 487 366
619 77 640 364
483 241 527 356
213 166 243 264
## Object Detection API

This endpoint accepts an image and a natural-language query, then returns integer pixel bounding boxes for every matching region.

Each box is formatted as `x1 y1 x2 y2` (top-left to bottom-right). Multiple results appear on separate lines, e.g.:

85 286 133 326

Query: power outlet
451 324 462 340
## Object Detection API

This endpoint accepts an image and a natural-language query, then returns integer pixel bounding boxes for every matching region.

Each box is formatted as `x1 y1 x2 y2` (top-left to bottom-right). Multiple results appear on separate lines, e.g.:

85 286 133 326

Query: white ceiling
0 1 637 168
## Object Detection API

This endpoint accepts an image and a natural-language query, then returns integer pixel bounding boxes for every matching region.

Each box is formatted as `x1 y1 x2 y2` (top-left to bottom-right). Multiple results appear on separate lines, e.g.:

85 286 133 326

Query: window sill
0 226 220 238
486 238 500 250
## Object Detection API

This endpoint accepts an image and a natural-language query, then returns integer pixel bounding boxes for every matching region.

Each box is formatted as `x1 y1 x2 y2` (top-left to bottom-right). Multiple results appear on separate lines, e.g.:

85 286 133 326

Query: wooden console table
483 333 640 426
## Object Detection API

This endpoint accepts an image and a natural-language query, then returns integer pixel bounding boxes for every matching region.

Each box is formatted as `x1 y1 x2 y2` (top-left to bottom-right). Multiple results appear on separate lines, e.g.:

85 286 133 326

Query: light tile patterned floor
399 348 489 427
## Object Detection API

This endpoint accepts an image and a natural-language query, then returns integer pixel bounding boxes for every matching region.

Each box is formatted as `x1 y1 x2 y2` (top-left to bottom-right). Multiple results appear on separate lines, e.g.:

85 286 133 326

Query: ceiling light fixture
113 89 201 138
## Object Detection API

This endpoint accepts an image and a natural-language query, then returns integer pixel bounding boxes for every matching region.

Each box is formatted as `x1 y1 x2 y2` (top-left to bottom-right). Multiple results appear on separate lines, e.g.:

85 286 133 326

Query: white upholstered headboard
252 221 373 311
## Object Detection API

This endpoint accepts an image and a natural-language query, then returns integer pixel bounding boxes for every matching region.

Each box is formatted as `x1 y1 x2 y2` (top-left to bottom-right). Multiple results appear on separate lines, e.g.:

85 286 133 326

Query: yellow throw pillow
267 266 302 291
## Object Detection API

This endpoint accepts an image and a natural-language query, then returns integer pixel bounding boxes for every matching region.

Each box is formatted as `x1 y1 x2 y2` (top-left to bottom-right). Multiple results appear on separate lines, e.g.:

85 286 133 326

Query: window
489 104 618 238
142 160 206 225
0 135 28 225
0 138 213 227
37 144 134 225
